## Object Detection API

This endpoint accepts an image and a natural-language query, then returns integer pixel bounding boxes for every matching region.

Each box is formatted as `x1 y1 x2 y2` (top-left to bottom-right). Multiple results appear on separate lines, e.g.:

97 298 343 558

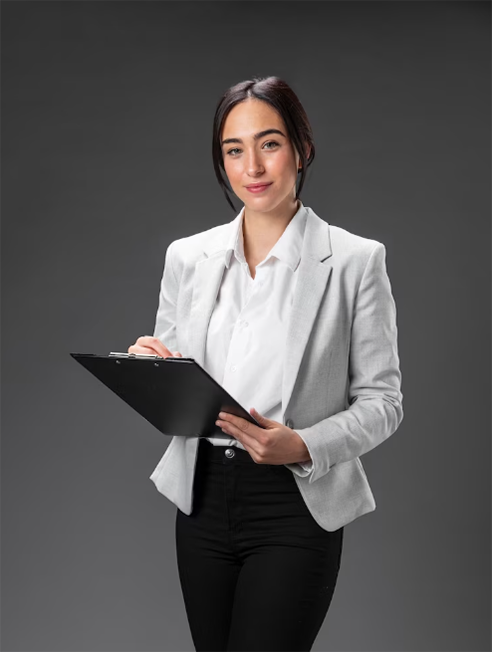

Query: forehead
222 99 284 137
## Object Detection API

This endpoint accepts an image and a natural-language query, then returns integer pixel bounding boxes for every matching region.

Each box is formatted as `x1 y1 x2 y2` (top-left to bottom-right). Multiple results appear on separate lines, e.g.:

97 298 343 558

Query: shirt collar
224 200 308 272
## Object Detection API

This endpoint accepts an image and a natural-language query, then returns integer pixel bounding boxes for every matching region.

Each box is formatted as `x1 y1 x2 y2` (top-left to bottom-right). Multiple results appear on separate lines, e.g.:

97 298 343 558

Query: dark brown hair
212 76 316 212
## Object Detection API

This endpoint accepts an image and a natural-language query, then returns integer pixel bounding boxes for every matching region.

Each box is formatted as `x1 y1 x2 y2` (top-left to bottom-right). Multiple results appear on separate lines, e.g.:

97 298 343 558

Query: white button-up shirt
203 200 314 475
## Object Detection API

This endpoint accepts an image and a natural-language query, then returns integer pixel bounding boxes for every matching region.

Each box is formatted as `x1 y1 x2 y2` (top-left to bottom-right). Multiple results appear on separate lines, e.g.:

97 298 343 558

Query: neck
242 197 300 258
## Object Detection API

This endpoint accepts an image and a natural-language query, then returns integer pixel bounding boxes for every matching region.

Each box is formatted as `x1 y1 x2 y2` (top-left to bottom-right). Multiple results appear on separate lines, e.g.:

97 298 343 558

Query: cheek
224 160 242 184
270 152 297 178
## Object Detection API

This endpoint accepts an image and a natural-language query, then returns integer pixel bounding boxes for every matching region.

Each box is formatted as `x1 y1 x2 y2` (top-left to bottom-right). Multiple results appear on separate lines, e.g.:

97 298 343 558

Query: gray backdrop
2 2 490 651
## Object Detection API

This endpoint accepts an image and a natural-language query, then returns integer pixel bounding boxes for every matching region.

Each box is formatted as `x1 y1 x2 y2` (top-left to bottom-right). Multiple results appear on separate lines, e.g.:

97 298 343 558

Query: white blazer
149 205 404 531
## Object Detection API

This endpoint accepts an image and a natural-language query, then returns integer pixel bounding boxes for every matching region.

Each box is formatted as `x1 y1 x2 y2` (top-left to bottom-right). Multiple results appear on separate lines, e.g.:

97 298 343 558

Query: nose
245 150 265 176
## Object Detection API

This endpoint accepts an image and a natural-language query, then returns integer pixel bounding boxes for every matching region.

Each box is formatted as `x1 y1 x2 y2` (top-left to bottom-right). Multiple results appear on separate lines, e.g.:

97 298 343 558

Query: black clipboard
70 352 260 437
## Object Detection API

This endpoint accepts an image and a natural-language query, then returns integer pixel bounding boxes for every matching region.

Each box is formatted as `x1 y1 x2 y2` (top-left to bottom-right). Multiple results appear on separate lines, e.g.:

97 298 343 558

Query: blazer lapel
188 252 228 367
188 216 235 366
281 209 333 416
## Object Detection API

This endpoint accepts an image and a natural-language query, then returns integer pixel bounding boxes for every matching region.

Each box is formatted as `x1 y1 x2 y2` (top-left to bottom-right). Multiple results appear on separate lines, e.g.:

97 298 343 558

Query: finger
129 343 171 358
140 336 174 357
250 408 279 430
217 416 261 456
172 351 183 357
218 412 258 436
134 336 174 358
128 344 157 355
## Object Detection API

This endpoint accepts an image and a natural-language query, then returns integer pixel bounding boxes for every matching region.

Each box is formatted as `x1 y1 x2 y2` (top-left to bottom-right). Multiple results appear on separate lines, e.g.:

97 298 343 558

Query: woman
129 76 404 652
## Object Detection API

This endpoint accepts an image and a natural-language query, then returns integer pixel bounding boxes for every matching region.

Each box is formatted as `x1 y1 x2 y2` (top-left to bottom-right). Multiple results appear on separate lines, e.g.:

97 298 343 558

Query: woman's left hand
215 408 312 466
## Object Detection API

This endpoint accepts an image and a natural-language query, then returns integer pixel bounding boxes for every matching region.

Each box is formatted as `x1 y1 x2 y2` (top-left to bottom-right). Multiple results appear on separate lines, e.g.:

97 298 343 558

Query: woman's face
221 99 304 215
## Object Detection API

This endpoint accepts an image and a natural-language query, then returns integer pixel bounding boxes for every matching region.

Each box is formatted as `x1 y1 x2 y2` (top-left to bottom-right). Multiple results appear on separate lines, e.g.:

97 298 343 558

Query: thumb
250 407 274 428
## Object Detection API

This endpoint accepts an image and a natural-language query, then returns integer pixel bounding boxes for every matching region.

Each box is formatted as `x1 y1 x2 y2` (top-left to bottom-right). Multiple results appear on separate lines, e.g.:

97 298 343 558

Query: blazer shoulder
165 221 232 272
328 222 384 255
327 222 386 267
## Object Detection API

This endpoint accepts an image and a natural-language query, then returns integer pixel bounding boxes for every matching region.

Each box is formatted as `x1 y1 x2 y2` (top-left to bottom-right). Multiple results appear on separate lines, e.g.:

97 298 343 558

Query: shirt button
231 365 237 372
286 418 294 428
225 448 235 458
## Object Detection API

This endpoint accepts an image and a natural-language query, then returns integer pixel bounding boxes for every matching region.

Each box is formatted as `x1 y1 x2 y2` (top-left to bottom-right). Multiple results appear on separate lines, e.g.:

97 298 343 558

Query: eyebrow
221 128 286 147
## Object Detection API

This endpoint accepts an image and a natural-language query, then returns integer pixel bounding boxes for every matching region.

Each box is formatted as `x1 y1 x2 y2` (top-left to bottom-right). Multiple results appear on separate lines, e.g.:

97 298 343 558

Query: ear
298 144 312 170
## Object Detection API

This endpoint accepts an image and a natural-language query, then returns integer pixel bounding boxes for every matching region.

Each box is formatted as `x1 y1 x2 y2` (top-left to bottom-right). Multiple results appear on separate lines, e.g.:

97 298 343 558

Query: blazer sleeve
287 459 314 477
290 242 404 484
152 240 179 354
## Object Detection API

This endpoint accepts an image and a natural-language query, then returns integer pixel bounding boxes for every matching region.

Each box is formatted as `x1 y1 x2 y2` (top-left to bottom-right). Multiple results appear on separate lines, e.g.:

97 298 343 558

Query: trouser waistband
198 437 262 466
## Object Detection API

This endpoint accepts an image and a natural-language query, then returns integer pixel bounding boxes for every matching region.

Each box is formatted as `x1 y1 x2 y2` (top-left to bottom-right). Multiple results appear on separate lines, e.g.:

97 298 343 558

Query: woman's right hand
128 336 183 358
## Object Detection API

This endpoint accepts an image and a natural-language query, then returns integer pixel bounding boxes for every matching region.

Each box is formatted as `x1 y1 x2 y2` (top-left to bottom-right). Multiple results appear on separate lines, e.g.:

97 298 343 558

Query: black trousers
175 438 344 652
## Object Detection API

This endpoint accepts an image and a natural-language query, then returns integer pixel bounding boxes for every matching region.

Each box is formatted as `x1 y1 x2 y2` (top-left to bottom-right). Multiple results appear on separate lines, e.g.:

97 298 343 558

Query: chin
241 193 283 209
243 200 278 213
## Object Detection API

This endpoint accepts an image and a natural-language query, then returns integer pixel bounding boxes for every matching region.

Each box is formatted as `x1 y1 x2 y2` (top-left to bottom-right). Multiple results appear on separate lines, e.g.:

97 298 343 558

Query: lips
245 182 272 193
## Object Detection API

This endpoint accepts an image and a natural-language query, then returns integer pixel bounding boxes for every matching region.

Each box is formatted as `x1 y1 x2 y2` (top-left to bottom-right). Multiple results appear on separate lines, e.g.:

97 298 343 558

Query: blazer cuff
299 460 314 472
283 430 316 478
284 461 314 477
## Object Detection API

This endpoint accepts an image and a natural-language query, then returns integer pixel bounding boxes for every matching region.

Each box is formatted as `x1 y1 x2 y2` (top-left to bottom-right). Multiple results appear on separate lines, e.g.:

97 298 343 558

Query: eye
225 141 280 157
